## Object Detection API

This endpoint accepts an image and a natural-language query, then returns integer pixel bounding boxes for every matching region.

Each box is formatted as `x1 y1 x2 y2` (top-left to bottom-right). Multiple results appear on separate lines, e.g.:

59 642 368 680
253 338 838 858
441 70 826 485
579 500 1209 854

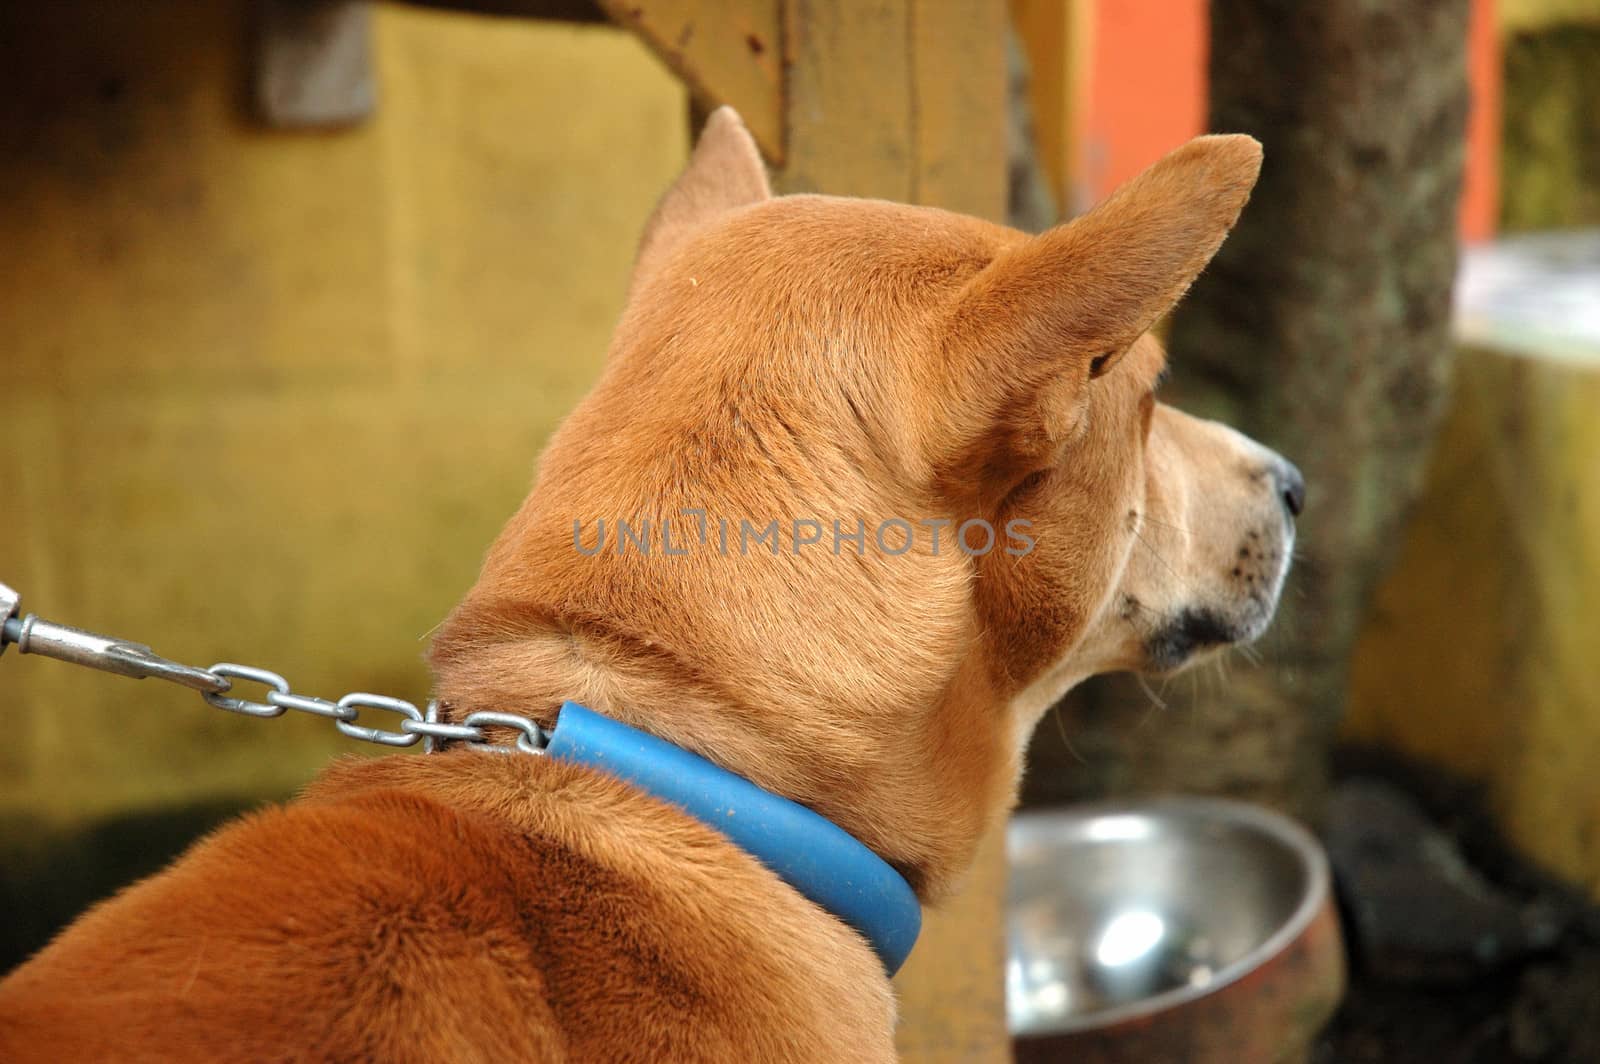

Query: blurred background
1 1 1596 1061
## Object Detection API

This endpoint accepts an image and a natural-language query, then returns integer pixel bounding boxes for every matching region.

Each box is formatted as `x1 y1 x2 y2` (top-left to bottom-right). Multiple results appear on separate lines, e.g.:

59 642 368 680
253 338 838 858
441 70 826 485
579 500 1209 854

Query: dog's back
0 752 893 1062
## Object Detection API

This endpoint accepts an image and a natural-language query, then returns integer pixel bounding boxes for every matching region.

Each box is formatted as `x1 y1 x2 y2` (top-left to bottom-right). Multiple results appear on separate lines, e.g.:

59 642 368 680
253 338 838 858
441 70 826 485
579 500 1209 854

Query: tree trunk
1025 0 1471 820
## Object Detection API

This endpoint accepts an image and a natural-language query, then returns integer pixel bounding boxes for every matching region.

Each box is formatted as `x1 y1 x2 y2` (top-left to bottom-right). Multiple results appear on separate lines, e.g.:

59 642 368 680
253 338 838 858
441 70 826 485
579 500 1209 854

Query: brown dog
0 109 1298 1061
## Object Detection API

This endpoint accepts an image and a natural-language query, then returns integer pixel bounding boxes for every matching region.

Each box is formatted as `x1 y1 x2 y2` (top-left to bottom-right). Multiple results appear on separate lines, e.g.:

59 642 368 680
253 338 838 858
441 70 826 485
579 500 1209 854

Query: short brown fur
0 108 1294 1061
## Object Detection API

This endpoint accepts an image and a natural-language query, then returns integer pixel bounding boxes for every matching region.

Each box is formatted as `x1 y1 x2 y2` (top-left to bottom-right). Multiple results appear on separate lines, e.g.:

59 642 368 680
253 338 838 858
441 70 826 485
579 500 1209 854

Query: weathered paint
0 0 688 824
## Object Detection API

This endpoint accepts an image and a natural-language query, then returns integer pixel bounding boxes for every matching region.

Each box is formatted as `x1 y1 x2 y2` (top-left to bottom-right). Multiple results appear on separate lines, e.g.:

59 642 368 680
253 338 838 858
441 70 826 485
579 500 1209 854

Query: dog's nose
1275 460 1306 518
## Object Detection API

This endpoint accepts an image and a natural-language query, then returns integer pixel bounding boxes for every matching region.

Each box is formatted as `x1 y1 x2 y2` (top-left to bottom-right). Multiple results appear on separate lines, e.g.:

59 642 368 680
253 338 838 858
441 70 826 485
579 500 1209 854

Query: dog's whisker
1135 672 1169 712
1049 702 1088 765
1131 528 1182 582
1135 515 1192 536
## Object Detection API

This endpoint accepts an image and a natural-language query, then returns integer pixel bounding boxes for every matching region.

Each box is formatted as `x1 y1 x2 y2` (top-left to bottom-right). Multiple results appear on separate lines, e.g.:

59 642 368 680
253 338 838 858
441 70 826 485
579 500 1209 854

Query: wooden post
777 0 1007 220
605 3 1012 1059
594 0 785 162
777 5 1012 1059
1008 0 1091 216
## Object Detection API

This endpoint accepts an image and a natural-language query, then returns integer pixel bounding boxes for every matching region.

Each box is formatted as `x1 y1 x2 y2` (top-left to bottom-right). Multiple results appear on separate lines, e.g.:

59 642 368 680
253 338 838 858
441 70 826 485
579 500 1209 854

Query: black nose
1275 460 1306 518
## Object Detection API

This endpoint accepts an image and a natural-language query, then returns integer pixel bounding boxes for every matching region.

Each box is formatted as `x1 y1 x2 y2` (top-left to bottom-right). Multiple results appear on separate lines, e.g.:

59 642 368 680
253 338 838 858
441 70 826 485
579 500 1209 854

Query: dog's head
430 109 1298 900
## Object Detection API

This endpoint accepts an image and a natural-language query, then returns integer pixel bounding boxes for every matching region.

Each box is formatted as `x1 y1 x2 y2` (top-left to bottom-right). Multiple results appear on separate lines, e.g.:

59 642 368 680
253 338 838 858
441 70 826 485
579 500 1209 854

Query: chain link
203 664 292 718
0 581 551 757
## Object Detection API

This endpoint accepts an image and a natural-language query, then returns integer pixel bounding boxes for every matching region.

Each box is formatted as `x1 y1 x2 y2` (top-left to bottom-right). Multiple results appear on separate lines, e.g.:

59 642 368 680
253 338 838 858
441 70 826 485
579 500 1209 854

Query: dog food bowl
1007 798 1344 1064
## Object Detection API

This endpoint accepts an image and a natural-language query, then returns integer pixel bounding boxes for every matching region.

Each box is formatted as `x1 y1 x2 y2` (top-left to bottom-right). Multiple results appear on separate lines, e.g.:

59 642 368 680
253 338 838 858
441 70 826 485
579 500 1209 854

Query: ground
1317 747 1600 1063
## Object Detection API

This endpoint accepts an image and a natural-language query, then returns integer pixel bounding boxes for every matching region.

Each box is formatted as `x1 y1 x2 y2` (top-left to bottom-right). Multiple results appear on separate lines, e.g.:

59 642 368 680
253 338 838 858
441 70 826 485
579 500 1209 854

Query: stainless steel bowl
1008 797 1344 1063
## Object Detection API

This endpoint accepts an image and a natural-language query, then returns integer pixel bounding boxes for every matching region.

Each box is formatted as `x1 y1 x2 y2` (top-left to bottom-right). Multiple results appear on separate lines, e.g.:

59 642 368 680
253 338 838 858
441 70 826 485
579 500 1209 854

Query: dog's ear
633 106 771 285
941 135 1261 485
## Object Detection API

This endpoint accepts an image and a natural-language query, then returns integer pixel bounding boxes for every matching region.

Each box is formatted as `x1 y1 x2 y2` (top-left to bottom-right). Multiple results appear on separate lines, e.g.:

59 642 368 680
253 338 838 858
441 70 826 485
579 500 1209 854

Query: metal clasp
0 581 228 694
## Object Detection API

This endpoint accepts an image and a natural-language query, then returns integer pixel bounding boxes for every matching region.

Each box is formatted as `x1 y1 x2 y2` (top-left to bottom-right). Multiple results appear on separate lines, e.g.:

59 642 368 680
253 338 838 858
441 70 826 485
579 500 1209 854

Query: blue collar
544 701 922 974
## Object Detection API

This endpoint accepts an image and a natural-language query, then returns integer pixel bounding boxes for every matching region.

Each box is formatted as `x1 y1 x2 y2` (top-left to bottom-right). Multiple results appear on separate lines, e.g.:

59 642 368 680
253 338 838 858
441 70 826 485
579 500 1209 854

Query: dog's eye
1007 468 1051 505
1089 350 1118 378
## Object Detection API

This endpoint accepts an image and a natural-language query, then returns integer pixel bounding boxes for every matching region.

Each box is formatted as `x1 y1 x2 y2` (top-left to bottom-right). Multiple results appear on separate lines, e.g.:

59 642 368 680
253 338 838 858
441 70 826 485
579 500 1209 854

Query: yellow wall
0 1 688 825
1347 344 1600 895
1501 0 1600 32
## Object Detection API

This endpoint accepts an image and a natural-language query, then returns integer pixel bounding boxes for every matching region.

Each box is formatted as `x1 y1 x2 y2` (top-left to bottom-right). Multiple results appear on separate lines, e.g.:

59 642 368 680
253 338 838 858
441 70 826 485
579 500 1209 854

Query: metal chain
0 581 549 757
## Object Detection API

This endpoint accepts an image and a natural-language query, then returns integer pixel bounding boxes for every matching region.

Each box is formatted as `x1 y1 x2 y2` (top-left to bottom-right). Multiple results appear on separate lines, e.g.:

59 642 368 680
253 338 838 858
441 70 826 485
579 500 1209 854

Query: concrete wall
0 0 685 936
1346 341 1600 896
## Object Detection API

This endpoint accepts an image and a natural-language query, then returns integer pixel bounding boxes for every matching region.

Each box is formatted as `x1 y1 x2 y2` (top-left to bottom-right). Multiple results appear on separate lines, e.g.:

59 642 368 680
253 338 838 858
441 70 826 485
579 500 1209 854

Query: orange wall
1071 0 1499 240
1462 0 1502 241
1080 0 1207 208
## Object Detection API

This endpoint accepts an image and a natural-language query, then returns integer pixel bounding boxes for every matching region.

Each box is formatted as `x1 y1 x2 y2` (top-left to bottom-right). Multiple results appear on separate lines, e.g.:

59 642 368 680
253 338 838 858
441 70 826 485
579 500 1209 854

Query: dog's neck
429 604 1018 903
508 699 923 973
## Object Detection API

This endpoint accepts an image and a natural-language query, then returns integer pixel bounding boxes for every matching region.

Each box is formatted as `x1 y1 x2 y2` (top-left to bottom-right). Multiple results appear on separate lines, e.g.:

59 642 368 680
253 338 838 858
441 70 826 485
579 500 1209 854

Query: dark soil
1315 746 1600 1063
